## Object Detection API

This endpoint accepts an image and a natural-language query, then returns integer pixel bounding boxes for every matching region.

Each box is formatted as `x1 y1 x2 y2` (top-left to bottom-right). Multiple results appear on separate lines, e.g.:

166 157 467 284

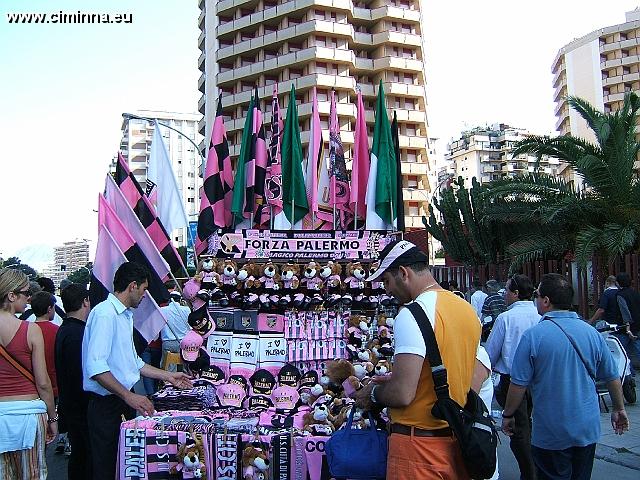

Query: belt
390 424 453 437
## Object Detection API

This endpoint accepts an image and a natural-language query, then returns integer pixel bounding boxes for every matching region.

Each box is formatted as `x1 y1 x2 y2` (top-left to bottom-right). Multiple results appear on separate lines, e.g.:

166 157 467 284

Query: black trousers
66 414 92 480
497 374 537 480
87 393 135 480
531 444 596 480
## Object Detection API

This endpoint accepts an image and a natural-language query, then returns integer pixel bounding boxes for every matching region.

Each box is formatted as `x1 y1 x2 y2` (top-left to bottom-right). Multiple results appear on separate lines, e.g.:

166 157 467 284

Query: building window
405 98 415 110
406 151 417 163
265 74 279 85
317 89 329 102
316 61 328 73
408 203 420 216
289 67 303 79
288 41 303 53
404 73 414 85
320 115 329 129
406 124 416 136
316 35 326 47
188 197 195 203
314 10 325 20
407 176 418 188
264 49 278 60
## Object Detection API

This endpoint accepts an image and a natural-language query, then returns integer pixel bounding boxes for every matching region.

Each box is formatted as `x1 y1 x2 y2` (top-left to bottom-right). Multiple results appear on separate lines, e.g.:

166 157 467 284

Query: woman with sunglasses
0 268 57 479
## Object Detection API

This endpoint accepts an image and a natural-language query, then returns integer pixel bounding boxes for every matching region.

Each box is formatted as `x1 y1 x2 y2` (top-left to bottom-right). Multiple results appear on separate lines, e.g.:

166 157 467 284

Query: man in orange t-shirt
355 240 480 480
30 291 60 397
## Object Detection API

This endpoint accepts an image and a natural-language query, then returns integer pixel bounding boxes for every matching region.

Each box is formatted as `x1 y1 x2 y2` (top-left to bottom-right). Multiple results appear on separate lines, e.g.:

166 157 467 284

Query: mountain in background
10 244 54 273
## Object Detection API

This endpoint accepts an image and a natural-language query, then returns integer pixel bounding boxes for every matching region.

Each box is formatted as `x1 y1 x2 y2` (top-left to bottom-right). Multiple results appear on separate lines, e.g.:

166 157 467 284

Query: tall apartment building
445 124 560 187
198 0 431 229
119 111 202 246
552 9 640 180
42 240 90 288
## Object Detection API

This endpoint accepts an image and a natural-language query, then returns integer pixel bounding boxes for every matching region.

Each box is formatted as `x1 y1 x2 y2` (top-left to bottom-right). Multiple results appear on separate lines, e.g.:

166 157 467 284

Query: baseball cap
217 383 245 408
200 365 226 385
278 364 301 387
299 370 319 389
366 240 429 282
250 369 276 395
229 374 249 392
247 394 274 411
271 385 300 410
180 331 204 362
188 304 215 338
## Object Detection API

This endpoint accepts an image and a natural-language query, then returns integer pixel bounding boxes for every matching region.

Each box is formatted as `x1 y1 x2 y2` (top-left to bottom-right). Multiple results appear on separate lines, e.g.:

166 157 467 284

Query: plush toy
334 405 366 430
353 348 375 380
330 396 354 417
325 358 362 396
255 260 281 308
301 261 324 306
241 445 269 480
343 262 368 308
183 259 220 310
377 313 395 330
303 403 335 436
172 433 207 479
346 315 366 359
374 359 392 376
217 259 239 307
238 261 259 309
367 261 389 306
376 325 394 357
279 262 301 308
320 261 343 306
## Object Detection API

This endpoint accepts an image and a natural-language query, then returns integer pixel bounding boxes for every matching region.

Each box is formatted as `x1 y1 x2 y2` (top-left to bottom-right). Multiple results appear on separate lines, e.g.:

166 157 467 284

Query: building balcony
400 161 428 175
198 29 205 51
404 215 426 229
398 134 428 149
198 72 206 93
198 94 206 115
198 51 206 71
402 188 429 202
600 41 621 54
603 92 626 103
217 18 422 61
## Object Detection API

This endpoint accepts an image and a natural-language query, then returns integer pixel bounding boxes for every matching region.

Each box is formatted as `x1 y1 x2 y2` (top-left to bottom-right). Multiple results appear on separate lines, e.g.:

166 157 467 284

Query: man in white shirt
160 291 191 370
82 262 192 480
470 279 487 320
485 274 540 480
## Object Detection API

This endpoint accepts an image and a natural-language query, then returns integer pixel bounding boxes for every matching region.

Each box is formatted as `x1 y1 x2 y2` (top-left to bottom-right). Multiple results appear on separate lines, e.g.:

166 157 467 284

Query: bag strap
405 301 451 400
546 317 596 382
0 343 35 384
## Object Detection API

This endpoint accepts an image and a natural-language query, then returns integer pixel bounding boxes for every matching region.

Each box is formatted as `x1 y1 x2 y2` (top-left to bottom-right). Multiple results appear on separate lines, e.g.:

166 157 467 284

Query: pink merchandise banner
206 229 400 260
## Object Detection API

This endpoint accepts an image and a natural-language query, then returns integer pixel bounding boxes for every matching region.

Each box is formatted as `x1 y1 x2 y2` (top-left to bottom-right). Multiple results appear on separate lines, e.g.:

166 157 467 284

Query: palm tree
490 92 640 266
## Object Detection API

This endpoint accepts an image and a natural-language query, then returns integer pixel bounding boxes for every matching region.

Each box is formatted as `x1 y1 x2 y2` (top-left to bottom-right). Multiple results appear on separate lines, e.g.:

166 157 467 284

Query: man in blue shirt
502 273 629 480
588 275 619 325
83 262 193 480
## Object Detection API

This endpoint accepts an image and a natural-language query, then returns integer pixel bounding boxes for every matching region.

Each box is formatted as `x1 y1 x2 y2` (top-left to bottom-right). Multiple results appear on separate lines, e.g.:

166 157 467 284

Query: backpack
406 302 498 480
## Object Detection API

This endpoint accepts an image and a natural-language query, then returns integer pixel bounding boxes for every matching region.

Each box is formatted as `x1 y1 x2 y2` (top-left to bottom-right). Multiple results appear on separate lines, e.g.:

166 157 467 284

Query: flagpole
354 202 358 230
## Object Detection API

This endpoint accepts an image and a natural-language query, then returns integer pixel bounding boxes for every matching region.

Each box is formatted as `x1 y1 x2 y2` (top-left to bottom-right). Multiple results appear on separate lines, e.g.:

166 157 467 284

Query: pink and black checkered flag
231 87 268 228
114 153 186 275
329 89 351 229
196 95 234 255
259 83 286 228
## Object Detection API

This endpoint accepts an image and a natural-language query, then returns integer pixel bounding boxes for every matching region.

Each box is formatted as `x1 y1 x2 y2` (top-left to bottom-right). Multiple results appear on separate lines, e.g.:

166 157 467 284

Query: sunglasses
13 289 32 297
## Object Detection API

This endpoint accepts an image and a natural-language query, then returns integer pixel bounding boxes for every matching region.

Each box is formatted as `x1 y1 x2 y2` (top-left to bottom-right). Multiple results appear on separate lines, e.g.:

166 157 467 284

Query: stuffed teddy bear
303 403 335 436
353 348 376 380
320 261 343 307
346 315 367 359
237 261 259 310
377 313 395 330
367 261 389 306
183 258 221 310
255 260 281 309
376 325 394 357
374 359 392 376
334 405 366 430
325 358 362 397
301 261 324 306
241 445 269 480
279 262 300 308
172 434 207 479
217 259 239 307
343 262 368 308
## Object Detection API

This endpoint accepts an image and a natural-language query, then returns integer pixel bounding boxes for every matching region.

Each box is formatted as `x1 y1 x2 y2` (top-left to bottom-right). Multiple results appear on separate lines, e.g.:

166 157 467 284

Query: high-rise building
445 124 560 186
198 0 431 228
42 240 90 288
118 111 202 246
552 9 640 180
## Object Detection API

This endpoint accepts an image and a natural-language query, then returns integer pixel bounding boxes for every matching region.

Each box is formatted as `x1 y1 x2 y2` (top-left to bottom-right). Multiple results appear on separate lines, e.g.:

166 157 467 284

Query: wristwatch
47 414 59 424
370 385 380 405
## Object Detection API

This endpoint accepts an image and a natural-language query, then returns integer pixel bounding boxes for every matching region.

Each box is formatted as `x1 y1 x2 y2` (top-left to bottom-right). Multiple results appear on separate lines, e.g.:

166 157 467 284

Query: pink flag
350 89 370 225
91 225 168 343
329 89 351 229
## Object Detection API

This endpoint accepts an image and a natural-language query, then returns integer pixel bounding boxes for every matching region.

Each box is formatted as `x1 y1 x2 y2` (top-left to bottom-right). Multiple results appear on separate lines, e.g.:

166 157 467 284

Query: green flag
281 85 309 225
366 80 397 228
231 92 255 224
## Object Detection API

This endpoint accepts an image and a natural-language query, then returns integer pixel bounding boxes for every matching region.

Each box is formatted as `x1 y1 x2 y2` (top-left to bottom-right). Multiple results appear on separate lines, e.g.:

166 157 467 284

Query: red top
36 321 59 397
0 322 38 396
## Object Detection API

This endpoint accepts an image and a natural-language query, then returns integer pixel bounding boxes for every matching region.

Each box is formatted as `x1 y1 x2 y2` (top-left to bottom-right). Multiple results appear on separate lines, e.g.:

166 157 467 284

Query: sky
1 0 638 269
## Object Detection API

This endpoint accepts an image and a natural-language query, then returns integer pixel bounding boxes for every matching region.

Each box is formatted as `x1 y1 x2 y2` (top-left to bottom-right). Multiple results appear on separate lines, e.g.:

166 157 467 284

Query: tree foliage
67 262 93 284
0 257 38 279
424 92 640 268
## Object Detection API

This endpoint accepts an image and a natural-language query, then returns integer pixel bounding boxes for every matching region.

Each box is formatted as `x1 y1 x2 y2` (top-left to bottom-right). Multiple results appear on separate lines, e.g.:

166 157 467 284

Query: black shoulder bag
406 302 498 480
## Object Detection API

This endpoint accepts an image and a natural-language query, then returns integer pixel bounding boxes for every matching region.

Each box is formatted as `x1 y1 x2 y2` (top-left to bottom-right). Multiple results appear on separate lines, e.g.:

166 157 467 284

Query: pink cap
180 330 204 362
217 383 245 407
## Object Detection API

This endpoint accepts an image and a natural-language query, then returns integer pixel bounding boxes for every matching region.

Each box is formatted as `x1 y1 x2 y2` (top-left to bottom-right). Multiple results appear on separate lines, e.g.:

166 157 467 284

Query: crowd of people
0 248 636 480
